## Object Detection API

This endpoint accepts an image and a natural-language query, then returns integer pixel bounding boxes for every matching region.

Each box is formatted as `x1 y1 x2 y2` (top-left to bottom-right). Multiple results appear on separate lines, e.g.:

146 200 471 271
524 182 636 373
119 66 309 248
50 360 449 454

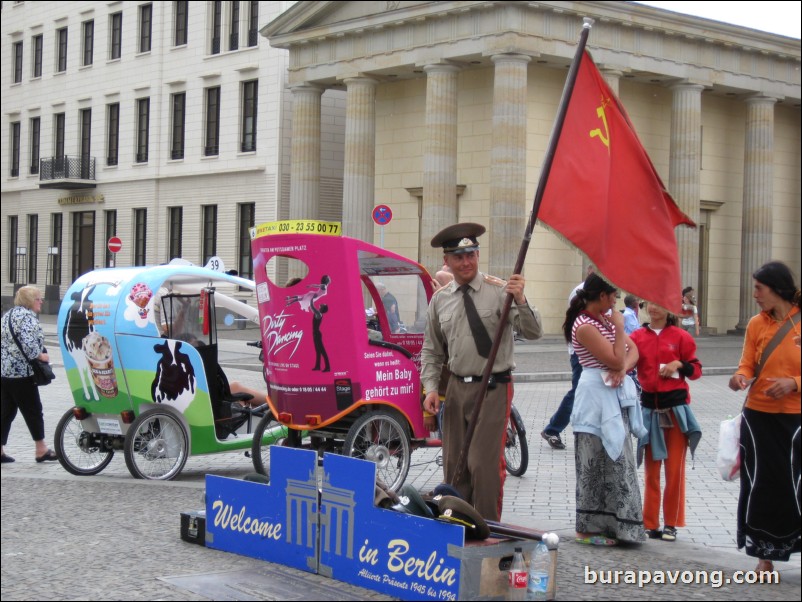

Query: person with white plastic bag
728 261 800 574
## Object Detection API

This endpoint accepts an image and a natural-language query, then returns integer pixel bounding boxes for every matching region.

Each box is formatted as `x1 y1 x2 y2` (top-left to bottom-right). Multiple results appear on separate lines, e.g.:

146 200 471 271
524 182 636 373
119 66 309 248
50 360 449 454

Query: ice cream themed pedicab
54 263 288 480
248 220 529 492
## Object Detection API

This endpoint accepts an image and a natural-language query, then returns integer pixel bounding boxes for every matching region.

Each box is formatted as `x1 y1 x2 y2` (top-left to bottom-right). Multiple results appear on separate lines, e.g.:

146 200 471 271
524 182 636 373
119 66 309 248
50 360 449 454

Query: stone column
342 77 377 243
421 63 460 272
290 83 323 220
736 95 776 330
489 53 530 279
669 82 704 294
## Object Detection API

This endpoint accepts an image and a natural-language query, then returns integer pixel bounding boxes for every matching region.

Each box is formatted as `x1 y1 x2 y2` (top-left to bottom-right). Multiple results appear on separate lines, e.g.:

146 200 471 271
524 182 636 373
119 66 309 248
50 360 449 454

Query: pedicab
248 220 528 492
54 262 287 480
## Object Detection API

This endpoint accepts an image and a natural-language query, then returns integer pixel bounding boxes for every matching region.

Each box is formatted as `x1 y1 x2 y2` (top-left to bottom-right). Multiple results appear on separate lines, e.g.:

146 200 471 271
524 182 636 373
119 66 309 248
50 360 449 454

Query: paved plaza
1 321 799 600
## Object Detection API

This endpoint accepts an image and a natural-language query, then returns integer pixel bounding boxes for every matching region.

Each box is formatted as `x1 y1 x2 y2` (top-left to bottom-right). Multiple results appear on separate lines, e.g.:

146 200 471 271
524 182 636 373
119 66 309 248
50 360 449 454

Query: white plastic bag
716 414 742 481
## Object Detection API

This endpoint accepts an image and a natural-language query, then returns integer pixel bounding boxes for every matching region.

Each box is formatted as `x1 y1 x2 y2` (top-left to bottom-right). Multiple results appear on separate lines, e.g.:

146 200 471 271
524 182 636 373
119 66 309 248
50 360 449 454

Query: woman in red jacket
630 303 702 542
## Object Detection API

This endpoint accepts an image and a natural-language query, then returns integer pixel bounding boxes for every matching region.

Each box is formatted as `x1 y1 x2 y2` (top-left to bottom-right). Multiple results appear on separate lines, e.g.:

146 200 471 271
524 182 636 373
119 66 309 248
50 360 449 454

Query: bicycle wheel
124 407 188 480
250 412 288 478
54 408 114 476
505 406 529 477
343 410 410 493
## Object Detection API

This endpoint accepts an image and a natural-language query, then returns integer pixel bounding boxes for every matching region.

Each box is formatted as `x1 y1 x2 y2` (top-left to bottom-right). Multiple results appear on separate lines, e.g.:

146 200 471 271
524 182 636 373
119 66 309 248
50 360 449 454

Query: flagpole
450 18 595 488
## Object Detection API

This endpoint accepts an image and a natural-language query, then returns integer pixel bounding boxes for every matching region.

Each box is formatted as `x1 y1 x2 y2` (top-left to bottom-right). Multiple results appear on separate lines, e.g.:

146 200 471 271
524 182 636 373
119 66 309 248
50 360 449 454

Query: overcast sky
632 1 801 38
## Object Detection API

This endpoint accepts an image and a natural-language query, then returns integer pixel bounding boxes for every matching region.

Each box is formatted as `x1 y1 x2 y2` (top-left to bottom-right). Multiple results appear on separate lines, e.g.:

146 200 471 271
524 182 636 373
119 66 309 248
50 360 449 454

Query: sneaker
661 526 677 542
646 529 662 539
541 430 566 450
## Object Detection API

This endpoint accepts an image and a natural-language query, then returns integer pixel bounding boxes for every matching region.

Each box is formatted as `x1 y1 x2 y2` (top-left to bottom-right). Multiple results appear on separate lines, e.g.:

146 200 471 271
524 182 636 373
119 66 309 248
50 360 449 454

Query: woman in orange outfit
729 261 800 574
630 303 702 542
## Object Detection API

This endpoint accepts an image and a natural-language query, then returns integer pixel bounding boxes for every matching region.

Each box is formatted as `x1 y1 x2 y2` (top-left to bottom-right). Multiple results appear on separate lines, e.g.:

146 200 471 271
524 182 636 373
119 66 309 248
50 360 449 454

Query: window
109 12 122 60
13 41 23 83
8 216 19 283
28 215 38 284
247 1 259 47
56 27 68 72
53 113 66 170
71 211 95 281
107 103 120 166
82 20 94 66
174 1 188 46
168 207 183 260
9 122 21 177
202 205 217 264
50 213 63 286
211 1 222 54
171 93 186 159
229 1 240 51
29 117 40 175
237 203 255 279
139 4 153 53
241 79 257 152
134 208 147 266
136 98 150 163
104 210 117 267
32 34 43 77
80 109 92 178
204 87 220 156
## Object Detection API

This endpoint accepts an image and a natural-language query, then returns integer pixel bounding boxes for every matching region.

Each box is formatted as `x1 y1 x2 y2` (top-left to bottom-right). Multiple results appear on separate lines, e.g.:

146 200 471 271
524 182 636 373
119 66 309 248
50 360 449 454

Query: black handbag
6 308 55 386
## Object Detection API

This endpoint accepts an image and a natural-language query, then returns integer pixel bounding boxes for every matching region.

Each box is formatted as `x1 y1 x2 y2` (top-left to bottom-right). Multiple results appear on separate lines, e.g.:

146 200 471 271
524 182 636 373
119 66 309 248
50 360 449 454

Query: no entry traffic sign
372 205 392 226
108 236 122 254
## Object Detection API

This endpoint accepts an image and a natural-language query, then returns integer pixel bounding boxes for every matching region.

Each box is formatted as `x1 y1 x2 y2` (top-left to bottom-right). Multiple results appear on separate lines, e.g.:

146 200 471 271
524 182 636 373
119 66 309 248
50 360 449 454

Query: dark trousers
442 376 512 522
544 352 582 436
1 376 46 444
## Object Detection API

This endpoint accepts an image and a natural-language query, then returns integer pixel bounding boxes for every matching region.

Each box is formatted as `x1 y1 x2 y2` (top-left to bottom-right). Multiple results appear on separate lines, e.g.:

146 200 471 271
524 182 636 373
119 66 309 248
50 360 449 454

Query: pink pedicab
248 221 437 491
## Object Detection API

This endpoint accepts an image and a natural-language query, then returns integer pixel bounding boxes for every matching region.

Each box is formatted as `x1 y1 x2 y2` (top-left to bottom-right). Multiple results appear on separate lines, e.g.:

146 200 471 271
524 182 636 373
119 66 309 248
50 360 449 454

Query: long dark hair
753 261 801 308
563 273 617 343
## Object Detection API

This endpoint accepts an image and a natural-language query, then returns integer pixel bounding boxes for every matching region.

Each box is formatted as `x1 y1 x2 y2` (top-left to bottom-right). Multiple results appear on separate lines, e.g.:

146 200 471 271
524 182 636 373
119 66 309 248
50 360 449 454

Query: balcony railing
39 155 96 182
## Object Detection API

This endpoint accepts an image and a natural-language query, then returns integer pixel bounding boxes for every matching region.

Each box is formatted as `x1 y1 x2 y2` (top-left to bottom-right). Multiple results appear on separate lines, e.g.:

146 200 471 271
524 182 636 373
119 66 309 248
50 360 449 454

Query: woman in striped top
565 273 645 545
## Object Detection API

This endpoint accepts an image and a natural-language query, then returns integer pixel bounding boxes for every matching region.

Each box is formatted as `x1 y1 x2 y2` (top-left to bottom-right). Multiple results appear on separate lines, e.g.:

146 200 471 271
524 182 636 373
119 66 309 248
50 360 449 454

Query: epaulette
432 281 455 296
483 274 507 287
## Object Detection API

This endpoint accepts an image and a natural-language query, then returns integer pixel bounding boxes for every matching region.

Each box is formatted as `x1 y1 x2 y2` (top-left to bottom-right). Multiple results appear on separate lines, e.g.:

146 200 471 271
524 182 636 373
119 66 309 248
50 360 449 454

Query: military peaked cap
431 223 486 254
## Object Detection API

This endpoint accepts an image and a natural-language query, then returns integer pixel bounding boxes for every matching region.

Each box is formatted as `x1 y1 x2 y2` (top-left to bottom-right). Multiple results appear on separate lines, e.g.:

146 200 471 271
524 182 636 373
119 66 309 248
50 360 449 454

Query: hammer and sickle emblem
589 98 611 153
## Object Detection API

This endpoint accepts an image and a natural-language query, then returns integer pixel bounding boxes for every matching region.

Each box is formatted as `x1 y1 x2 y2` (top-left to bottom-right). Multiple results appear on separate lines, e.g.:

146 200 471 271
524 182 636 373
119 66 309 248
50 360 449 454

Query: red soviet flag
539 51 694 315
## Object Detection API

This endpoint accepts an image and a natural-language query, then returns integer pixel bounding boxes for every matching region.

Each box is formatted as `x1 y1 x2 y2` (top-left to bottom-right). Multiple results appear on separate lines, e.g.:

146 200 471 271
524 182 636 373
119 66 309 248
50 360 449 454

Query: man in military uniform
421 223 542 521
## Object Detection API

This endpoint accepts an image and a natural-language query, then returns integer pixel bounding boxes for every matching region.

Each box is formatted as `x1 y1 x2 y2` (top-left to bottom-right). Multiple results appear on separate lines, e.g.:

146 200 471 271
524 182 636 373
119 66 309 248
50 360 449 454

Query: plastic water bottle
526 541 550 600
506 547 527 601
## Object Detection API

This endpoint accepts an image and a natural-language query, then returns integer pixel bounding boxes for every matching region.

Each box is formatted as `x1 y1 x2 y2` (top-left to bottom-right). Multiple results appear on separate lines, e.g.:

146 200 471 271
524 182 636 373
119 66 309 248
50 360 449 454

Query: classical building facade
262 0 801 335
1 1 345 314
3 1 800 335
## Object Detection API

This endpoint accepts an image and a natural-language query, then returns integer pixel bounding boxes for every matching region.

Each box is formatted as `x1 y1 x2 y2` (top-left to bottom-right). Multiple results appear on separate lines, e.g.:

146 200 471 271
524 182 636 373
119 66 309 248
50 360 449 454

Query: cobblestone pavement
2 323 799 600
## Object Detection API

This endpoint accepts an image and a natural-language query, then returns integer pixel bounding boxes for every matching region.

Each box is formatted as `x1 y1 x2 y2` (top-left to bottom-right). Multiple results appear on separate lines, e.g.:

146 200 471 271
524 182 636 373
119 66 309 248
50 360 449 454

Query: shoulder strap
754 311 801 381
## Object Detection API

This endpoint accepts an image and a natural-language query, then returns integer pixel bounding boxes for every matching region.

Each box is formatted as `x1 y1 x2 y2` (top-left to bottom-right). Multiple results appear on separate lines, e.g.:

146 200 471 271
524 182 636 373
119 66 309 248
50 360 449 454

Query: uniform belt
453 370 512 389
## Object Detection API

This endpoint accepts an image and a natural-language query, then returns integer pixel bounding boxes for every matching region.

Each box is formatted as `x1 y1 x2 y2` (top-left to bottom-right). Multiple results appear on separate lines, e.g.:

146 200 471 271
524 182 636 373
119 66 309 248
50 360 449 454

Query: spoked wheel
504 405 529 477
250 412 289 478
124 408 189 480
343 410 411 493
54 408 114 476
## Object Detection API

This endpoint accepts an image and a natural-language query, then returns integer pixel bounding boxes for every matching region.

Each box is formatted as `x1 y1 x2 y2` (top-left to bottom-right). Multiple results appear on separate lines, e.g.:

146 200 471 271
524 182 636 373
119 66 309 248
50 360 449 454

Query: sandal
661 526 677 542
35 450 58 463
576 535 618 546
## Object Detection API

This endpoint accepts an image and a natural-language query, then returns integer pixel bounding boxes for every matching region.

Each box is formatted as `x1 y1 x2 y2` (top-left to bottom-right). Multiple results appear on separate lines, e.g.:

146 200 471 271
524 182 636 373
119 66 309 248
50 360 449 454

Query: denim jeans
544 352 582 436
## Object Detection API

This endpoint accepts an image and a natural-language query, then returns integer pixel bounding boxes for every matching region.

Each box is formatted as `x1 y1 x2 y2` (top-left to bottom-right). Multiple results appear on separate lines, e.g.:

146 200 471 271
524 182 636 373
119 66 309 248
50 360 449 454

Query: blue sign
205 447 319 573
204 447 465 600
320 453 464 600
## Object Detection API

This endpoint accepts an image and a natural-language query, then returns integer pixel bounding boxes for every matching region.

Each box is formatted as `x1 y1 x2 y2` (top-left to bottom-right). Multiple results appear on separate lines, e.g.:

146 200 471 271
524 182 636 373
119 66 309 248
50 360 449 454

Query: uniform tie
460 284 492 358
